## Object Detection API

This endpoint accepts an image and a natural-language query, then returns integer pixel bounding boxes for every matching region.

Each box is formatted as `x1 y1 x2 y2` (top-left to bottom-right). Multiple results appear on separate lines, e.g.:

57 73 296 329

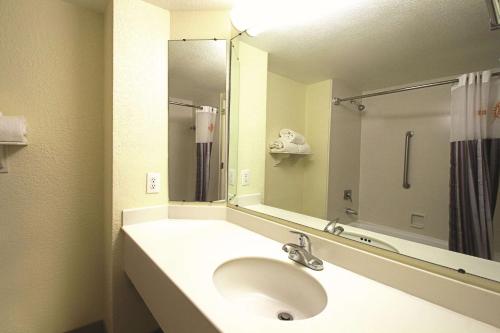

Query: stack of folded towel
0 113 27 142
269 129 311 154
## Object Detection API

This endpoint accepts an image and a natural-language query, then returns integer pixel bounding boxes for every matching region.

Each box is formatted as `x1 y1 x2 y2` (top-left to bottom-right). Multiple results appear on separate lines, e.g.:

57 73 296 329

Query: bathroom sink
341 232 399 253
213 257 327 321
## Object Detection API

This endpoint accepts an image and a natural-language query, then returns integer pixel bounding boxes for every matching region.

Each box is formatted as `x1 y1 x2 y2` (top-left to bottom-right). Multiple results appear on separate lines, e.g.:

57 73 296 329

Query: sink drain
277 312 294 321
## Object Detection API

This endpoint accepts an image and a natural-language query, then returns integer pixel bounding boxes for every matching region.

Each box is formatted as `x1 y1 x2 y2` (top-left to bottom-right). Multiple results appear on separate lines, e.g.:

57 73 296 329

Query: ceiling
235 0 500 90
66 0 500 91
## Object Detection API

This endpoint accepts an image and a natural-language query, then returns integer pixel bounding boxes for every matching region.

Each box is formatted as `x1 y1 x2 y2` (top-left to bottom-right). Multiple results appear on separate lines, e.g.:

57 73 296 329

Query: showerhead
350 99 366 112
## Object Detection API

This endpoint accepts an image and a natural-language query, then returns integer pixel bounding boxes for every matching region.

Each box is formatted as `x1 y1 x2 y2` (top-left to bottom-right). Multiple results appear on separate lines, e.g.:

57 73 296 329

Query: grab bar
403 131 414 189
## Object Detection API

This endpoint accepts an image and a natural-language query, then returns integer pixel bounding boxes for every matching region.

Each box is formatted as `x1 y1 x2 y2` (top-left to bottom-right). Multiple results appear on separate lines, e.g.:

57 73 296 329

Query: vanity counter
123 218 499 333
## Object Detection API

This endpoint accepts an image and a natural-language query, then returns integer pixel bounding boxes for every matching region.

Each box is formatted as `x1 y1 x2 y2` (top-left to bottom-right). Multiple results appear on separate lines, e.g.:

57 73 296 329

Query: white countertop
123 219 499 333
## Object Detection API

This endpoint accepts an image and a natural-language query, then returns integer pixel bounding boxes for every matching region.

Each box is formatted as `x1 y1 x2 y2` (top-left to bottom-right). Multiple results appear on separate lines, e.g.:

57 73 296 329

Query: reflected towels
279 129 306 145
0 115 27 142
269 137 311 154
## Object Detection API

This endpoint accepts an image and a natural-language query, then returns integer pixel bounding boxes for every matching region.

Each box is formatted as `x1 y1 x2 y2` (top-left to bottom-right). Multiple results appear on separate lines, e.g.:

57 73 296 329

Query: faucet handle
289 231 311 253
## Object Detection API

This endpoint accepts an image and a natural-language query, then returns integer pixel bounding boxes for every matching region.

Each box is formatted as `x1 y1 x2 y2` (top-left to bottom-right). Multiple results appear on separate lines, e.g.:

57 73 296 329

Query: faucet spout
283 231 323 271
324 218 344 235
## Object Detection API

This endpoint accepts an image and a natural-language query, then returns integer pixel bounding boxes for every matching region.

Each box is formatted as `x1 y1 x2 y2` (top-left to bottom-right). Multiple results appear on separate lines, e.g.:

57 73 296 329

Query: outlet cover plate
147 172 160 194
241 169 250 186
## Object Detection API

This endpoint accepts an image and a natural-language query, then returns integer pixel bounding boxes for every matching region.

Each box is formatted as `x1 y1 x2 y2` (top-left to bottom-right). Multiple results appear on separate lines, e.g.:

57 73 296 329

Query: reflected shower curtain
449 71 500 259
195 106 217 201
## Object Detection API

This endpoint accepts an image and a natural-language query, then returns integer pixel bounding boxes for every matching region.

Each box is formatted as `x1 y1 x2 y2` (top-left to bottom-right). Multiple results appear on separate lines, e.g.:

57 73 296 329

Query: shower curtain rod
169 100 204 110
332 71 500 105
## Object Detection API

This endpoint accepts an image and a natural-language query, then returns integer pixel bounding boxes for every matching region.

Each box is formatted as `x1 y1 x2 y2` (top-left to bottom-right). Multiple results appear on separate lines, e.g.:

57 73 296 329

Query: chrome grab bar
403 131 414 189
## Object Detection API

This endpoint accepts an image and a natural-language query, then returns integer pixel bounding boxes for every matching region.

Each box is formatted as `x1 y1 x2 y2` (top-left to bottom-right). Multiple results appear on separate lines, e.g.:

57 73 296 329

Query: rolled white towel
0 116 27 142
297 143 311 154
279 129 306 145
269 138 300 153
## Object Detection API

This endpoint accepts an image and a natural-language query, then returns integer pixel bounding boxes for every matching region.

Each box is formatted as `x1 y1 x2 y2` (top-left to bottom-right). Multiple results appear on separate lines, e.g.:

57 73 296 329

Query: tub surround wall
327 76 495 245
359 80 451 242
0 0 104 331
328 79 362 222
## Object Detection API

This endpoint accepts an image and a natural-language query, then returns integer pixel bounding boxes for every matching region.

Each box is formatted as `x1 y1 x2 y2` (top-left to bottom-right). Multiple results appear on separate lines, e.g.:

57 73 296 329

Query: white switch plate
146 172 160 193
228 168 236 186
241 169 250 186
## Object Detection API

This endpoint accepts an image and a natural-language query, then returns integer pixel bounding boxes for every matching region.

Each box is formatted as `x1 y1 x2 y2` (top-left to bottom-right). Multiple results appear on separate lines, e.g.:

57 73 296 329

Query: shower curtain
449 71 500 259
195 106 217 201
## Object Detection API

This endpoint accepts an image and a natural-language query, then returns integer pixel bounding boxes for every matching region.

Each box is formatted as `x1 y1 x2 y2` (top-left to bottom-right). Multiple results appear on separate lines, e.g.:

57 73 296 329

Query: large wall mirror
228 1 500 282
168 40 227 202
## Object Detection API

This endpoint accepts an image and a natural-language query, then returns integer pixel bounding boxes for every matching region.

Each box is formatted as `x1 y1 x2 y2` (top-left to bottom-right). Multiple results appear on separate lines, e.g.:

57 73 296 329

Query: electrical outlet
146 172 160 194
241 169 250 186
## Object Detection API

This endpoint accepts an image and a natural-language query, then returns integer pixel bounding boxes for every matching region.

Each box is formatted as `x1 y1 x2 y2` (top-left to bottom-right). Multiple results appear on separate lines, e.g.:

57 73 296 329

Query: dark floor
66 321 106 333
66 321 163 333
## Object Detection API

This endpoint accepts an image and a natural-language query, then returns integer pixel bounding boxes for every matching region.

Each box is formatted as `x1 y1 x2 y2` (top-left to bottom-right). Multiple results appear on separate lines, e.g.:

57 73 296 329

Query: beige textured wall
327 80 362 222
228 41 240 199
0 0 104 331
359 82 451 241
103 1 114 331
105 1 170 332
264 72 307 211
234 42 268 197
170 10 232 40
302 80 332 218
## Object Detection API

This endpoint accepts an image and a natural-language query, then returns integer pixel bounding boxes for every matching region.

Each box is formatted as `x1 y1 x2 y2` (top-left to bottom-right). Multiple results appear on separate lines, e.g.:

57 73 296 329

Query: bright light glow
230 0 367 36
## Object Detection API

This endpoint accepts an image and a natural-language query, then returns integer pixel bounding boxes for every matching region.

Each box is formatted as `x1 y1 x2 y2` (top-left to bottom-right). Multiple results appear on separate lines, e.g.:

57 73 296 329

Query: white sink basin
341 232 399 253
213 257 327 321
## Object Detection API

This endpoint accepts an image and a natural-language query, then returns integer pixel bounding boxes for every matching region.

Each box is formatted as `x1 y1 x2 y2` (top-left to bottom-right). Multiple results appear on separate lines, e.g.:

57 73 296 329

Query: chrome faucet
282 231 323 271
324 218 344 235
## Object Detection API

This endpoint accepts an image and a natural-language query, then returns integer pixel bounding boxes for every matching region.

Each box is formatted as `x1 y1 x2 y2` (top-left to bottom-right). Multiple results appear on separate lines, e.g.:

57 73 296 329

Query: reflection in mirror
168 40 227 202
228 1 500 282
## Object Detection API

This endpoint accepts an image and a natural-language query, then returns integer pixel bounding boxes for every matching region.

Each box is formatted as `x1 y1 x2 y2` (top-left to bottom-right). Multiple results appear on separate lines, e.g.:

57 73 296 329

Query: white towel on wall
297 143 311 154
269 138 300 153
279 129 306 144
0 116 27 142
